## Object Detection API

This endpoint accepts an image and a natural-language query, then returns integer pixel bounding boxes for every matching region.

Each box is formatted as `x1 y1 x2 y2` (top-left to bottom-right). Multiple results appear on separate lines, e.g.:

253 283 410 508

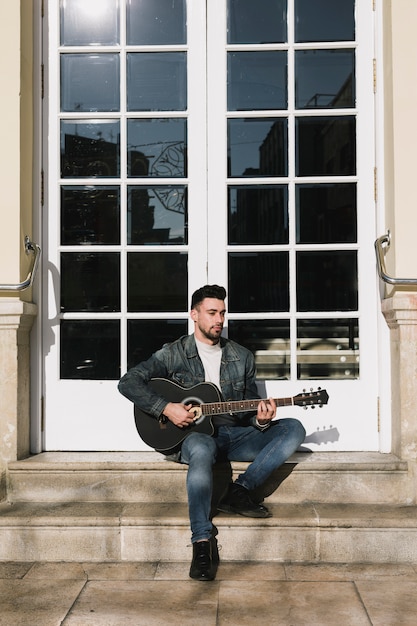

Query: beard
198 324 222 343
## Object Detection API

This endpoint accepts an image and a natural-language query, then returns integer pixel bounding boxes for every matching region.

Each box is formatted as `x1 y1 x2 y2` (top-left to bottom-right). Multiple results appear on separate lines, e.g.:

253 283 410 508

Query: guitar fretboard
201 397 293 415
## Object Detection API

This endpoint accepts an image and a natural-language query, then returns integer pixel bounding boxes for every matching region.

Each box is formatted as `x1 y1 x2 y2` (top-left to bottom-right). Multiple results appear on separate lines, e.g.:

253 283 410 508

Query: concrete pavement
1 560 417 625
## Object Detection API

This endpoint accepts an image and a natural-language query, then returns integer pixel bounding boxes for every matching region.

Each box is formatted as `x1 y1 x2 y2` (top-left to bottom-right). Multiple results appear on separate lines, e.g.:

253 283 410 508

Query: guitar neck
201 396 293 416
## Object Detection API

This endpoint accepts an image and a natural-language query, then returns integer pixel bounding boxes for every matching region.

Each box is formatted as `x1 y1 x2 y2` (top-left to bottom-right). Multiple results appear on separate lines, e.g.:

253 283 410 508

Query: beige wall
0 2 36 500
0 2 21 284
0 0 34 294
383 0 417 284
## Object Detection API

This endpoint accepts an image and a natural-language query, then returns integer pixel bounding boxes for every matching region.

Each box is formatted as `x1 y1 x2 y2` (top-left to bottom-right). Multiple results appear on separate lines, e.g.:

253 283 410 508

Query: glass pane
60 320 120 380
61 54 120 112
228 185 288 244
127 252 187 311
296 183 357 244
228 118 288 177
61 186 120 245
228 252 289 312
228 0 287 44
60 0 119 46
295 50 355 109
127 0 186 45
296 251 358 311
297 318 359 380
128 186 187 244
61 120 120 178
61 252 120 312
127 53 187 112
296 116 356 176
228 51 287 111
295 0 355 43
228 319 290 379
127 319 187 369
127 119 187 177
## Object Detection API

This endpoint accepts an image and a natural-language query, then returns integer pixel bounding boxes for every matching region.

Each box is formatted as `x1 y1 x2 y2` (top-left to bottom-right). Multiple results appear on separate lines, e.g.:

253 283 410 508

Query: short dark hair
191 284 227 309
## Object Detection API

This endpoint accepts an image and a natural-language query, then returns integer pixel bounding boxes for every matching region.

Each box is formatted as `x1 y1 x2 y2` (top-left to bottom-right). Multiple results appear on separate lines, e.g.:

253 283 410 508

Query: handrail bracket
0 236 41 292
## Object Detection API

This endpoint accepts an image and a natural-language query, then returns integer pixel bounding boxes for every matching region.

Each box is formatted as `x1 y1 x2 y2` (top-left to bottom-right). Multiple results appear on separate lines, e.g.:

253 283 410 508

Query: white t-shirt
195 337 222 391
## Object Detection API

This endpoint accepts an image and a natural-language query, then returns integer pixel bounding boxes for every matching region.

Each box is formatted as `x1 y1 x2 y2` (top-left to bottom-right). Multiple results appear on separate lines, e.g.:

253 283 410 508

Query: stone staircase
1 451 417 563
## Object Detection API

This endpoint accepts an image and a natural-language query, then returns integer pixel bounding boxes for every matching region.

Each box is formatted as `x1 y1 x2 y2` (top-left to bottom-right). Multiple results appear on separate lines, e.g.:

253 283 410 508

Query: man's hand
162 402 195 428
256 398 277 426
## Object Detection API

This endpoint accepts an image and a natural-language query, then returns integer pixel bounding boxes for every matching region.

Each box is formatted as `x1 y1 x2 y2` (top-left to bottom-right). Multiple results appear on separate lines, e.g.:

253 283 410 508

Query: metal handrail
375 230 417 286
0 236 41 292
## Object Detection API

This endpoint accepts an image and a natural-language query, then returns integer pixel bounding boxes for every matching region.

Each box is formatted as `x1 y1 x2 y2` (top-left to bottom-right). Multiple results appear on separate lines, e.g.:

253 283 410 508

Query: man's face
191 297 226 344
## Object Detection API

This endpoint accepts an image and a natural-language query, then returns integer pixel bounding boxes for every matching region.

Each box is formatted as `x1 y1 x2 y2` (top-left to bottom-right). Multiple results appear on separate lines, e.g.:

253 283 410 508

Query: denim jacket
118 334 260 426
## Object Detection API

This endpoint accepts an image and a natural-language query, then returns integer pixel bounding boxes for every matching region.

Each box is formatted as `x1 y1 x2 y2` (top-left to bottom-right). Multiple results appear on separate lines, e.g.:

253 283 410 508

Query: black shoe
217 483 272 518
189 540 217 581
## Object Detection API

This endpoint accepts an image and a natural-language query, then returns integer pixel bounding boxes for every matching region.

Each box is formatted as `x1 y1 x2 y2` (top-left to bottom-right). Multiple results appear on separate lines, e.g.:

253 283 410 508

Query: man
118 285 306 581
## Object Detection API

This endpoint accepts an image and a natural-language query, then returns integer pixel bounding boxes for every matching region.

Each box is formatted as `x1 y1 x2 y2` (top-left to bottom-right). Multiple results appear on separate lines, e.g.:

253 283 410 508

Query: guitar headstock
294 388 329 409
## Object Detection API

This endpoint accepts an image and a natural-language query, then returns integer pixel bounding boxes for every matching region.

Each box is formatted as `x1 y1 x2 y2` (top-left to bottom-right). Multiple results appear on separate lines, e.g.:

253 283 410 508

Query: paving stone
356 579 417 626
0 579 85 626
217 580 371 626
0 562 33 579
63 580 219 626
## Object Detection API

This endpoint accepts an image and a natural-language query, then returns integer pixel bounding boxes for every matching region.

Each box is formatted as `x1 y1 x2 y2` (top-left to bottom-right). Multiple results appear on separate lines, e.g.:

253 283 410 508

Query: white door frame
37 0 391 452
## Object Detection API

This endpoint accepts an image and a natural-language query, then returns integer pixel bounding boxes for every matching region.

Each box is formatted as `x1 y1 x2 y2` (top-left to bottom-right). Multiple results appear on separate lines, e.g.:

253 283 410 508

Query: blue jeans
180 418 306 543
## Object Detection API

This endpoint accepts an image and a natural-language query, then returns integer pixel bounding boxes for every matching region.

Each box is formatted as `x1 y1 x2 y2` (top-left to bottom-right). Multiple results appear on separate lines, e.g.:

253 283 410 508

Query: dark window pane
296 116 356 176
127 319 187 369
61 120 120 178
61 252 120 312
228 319 290 379
228 185 288 244
61 54 120 112
228 118 287 177
296 251 358 311
128 186 187 245
228 51 287 111
296 184 357 244
60 0 119 46
127 119 187 177
127 0 186 45
127 53 187 112
228 0 287 44
61 186 120 245
228 252 289 312
60 320 120 380
295 0 355 43
295 50 355 109
127 252 187 312
297 318 359 379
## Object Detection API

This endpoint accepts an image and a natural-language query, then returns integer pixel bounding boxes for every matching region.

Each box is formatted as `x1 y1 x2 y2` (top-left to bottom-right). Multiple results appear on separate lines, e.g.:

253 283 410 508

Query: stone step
7 451 411 505
0 500 416 563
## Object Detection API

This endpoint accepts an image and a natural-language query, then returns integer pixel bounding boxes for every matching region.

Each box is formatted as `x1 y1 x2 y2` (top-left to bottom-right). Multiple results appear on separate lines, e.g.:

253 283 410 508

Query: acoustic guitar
134 378 329 453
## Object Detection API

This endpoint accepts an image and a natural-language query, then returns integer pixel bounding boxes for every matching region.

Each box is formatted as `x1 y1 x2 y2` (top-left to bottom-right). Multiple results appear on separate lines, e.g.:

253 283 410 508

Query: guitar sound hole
182 396 204 424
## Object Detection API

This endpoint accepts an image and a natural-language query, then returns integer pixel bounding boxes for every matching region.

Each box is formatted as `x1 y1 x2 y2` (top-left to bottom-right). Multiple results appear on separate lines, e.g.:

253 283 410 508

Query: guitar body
134 378 221 453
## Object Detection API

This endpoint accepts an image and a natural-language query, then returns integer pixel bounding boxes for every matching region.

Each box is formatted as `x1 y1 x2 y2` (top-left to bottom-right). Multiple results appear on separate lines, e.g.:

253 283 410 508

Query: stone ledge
7 451 411 507
8 451 408 472
1 501 417 529
1 501 417 563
